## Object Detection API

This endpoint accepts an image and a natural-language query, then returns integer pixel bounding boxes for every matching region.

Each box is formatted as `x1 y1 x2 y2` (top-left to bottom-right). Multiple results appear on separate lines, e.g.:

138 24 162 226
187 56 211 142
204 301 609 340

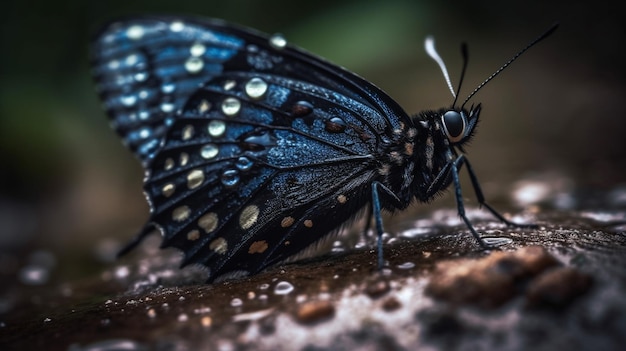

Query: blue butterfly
91 16 555 282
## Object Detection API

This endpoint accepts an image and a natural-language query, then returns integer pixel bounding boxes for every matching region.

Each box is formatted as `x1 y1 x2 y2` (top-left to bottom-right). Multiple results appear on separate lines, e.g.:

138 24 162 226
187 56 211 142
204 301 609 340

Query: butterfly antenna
452 43 469 108
425 36 456 99
461 23 559 109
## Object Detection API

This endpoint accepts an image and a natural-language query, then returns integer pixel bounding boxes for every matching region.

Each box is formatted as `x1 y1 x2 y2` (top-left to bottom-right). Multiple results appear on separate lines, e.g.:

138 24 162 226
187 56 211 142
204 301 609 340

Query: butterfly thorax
376 104 480 210
409 109 459 201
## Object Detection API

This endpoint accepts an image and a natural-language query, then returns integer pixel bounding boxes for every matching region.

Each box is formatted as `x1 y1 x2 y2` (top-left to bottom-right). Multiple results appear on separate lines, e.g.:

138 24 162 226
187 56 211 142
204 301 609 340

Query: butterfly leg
460 155 538 229
449 156 493 248
371 181 403 269
117 224 155 258
361 204 373 245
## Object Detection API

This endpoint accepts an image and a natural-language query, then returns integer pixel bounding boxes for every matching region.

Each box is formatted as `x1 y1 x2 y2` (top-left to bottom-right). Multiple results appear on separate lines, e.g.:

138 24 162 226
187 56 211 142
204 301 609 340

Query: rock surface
2 201 626 351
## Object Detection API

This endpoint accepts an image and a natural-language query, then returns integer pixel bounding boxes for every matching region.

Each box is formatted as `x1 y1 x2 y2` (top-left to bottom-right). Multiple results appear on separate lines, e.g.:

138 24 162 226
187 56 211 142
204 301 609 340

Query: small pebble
381 297 402 311
426 245 561 308
295 300 335 324
526 267 593 308
365 279 390 299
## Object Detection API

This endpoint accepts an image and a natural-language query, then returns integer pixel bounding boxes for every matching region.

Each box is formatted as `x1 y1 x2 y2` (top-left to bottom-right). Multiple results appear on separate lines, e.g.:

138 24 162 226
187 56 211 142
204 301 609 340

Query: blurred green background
0 0 624 279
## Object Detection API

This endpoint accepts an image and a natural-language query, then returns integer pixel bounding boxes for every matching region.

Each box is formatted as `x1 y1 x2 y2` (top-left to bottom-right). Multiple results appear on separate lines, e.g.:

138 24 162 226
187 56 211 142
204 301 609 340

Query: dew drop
185 57 204 74
120 94 137 107
235 156 253 171
170 21 185 32
481 237 514 246
325 117 347 133
291 101 314 117
190 42 206 57
223 80 236 91
199 99 211 113
245 77 268 99
125 54 139 66
269 34 287 49
162 183 175 197
221 169 240 187
138 127 151 139
221 97 241 116
182 125 194 140
230 298 243 307
207 120 226 137
397 262 415 270
273 281 294 295
200 144 219 159
242 131 273 149
164 158 174 170
138 110 149 120
161 82 176 94
126 25 144 40
179 152 189 166
134 72 148 82
187 169 205 189
161 103 175 113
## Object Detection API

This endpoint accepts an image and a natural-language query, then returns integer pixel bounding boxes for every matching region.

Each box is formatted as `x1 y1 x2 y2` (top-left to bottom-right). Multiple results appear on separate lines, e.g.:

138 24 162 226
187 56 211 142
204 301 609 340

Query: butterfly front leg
450 154 538 249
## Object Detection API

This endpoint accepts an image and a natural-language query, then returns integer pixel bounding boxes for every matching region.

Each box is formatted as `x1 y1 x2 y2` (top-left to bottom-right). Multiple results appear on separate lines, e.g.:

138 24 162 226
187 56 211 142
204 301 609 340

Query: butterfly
91 16 556 282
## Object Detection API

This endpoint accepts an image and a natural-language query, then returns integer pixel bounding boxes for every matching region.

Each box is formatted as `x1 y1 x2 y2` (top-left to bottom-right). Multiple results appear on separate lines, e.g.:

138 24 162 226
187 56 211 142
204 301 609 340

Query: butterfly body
92 16 551 281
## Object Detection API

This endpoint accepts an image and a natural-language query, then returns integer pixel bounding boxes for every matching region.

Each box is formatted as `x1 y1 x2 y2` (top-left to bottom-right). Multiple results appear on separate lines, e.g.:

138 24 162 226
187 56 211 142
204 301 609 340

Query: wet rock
3 208 626 350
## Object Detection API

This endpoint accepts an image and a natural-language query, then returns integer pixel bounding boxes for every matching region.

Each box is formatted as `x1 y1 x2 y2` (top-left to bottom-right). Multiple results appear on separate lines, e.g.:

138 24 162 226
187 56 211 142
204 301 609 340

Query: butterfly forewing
92 18 246 163
92 16 413 281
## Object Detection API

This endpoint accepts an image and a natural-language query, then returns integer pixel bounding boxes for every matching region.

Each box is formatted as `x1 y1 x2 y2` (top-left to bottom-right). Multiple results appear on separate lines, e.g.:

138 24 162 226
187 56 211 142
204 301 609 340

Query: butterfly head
440 104 480 146
425 24 557 149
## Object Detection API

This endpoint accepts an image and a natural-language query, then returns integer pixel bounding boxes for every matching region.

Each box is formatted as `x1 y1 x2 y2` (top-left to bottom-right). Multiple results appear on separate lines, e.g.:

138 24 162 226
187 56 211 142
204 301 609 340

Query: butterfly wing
91 16 412 281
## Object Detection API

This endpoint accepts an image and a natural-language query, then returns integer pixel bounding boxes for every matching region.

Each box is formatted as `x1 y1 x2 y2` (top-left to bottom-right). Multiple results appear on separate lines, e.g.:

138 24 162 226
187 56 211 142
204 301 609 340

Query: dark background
0 0 624 281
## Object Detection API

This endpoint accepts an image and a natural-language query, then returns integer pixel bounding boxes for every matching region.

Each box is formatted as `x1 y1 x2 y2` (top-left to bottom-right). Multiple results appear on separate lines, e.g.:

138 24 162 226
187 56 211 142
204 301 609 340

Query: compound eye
442 110 466 143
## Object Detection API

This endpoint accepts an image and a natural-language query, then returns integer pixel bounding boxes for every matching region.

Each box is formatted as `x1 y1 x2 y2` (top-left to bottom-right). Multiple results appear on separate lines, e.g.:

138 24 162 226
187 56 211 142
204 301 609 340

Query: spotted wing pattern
91 16 412 281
